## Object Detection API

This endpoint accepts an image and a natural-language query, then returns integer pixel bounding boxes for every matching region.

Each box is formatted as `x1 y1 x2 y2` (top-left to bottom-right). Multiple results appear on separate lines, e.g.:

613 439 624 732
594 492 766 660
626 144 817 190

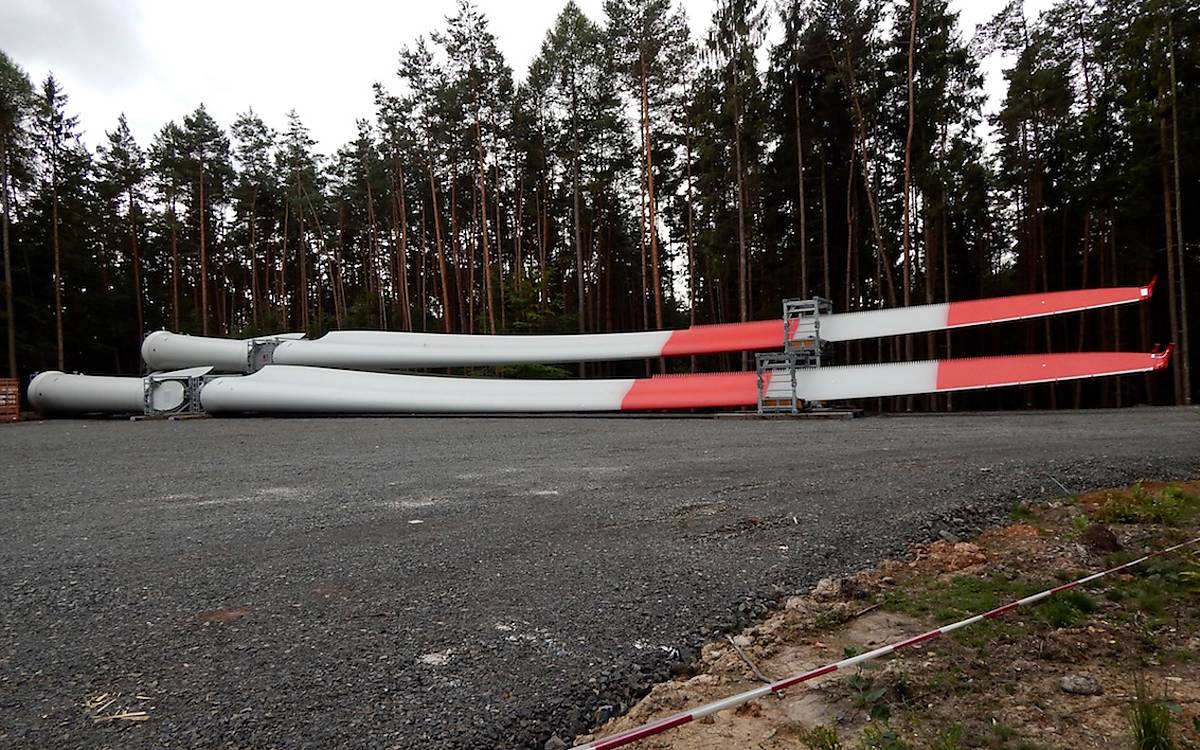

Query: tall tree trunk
491 128 505 332
514 173 524 282
426 141 451 332
794 79 808 296
52 164 63 370
637 151 649 331
199 161 208 336
280 197 289 325
128 189 143 344
1160 111 1184 404
733 81 749 371
901 0 919 410
1073 211 1093 409
396 163 413 330
573 157 584 335
170 201 180 331
902 0 918 310
685 124 698 330
941 184 951 411
334 205 346 327
249 188 259 326
2 150 17 378
296 177 308 332
366 180 380 327
640 55 664 330
474 100 496 334
839 47 897 306
820 157 830 299
1167 13 1191 404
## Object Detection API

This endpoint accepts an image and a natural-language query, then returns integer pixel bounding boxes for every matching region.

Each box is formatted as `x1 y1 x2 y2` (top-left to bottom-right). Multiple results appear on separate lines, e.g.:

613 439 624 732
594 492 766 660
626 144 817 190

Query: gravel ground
1 408 1197 749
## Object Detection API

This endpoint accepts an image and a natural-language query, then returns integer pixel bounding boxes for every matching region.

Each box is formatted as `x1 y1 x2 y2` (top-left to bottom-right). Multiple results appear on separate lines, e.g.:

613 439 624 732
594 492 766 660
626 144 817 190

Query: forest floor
578 481 1200 750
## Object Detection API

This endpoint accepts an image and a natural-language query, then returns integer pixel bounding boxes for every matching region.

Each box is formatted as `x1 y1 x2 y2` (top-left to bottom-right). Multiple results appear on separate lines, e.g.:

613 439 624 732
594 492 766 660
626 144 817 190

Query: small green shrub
1039 590 1097 629
932 725 965 750
1093 483 1199 526
861 723 912 750
1009 503 1036 522
798 724 843 750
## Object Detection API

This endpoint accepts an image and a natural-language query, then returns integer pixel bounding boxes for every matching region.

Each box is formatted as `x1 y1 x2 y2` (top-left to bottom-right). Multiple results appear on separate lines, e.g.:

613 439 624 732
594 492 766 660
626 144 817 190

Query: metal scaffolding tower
756 297 832 414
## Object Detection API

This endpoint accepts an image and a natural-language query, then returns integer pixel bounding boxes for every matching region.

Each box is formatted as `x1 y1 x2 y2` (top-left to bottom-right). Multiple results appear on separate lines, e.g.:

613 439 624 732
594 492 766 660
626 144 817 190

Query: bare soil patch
579 481 1200 749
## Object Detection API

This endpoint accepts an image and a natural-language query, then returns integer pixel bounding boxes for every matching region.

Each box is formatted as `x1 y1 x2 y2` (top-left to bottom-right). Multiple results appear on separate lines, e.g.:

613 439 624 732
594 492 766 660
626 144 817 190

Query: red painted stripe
935 351 1167 392
771 664 839 692
982 602 1021 619
620 372 763 411
894 630 942 651
660 320 792 357
589 713 694 750
946 286 1149 328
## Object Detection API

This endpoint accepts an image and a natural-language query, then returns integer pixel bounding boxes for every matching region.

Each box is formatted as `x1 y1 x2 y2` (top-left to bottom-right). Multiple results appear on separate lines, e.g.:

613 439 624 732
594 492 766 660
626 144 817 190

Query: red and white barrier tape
573 535 1200 750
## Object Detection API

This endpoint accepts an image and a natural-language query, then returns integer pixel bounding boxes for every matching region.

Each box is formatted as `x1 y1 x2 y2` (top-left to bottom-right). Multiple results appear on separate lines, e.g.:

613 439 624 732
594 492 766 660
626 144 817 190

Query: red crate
0 379 19 422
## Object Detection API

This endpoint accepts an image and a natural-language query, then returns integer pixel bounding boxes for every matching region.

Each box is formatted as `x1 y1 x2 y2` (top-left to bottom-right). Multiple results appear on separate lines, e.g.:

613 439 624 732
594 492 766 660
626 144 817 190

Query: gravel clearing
1 408 1197 749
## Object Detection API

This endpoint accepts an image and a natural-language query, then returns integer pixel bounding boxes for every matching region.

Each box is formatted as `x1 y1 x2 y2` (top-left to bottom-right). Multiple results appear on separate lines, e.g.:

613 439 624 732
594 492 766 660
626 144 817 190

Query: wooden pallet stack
0 379 19 422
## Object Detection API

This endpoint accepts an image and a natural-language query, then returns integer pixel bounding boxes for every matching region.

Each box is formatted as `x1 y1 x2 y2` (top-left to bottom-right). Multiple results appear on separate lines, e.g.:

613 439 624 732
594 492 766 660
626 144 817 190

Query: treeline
0 0 1195 408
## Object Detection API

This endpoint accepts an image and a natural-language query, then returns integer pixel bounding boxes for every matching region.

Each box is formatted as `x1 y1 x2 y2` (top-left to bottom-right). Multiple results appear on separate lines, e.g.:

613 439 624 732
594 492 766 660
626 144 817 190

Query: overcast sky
0 0 1052 152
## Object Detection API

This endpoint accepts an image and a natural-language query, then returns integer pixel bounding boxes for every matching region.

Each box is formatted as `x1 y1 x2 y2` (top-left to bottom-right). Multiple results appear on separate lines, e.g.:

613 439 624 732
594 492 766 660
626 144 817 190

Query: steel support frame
757 297 832 414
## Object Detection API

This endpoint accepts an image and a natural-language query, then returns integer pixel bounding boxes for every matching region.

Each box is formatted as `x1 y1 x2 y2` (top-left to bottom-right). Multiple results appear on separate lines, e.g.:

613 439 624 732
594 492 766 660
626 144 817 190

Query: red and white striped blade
658 283 1153 355
817 282 1153 342
628 349 1171 411
142 284 1154 372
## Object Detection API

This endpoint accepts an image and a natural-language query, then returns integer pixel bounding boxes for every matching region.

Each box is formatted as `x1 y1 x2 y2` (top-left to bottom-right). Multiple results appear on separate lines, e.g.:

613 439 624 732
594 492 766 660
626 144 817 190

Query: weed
1130 676 1175 749
1093 483 1199 526
925 667 966 696
861 723 912 750
798 724 844 750
1070 513 1090 538
847 671 890 721
1009 503 1036 522
932 725 964 750
1038 590 1097 629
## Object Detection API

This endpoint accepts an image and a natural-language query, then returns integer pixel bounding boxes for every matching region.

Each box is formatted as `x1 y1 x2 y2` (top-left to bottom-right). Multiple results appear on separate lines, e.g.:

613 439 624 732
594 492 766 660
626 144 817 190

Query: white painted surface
199 365 635 413
764 361 940 402
148 380 186 411
819 305 949 342
142 329 674 372
275 329 673 369
27 371 145 414
142 330 250 372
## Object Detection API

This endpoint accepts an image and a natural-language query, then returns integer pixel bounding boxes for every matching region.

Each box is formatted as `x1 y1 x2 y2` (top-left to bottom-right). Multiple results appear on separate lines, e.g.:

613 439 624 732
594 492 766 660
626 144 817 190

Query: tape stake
572 535 1200 750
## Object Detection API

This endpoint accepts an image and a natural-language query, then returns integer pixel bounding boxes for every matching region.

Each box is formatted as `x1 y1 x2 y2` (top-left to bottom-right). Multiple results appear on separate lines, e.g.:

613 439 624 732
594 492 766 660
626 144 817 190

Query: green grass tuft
798 724 844 750
1092 483 1199 527
861 723 912 750
1037 590 1097 629
1130 677 1175 750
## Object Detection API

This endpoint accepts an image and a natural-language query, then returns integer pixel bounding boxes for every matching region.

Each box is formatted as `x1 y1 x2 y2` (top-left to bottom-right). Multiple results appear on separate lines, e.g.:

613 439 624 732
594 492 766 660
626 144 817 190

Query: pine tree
230 109 277 331
180 105 232 335
0 51 33 378
32 75 90 370
95 114 148 347
605 0 693 332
